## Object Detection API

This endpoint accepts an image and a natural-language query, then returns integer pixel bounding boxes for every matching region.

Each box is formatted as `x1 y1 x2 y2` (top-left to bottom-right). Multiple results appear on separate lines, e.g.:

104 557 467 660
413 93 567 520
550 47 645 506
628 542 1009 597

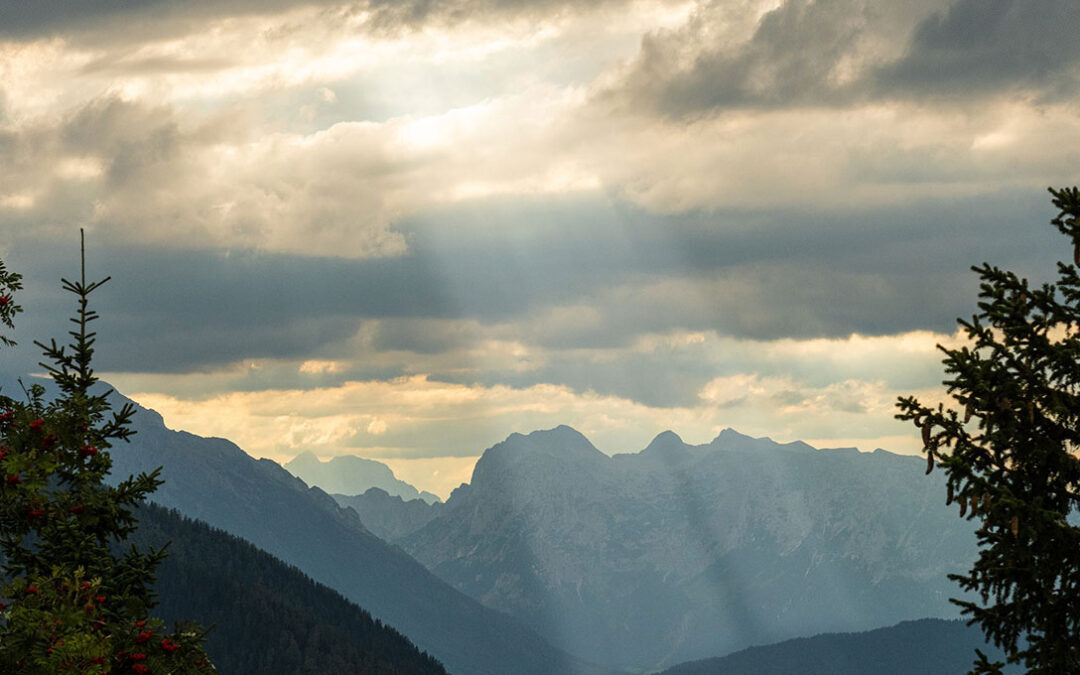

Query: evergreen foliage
0 234 212 673
0 258 22 348
129 503 448 675
896 187 1080 673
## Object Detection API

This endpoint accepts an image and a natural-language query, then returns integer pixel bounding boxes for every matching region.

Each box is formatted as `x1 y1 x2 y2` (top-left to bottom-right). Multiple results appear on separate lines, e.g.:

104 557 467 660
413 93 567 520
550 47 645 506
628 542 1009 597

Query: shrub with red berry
0 235 214 673
0 256 20 348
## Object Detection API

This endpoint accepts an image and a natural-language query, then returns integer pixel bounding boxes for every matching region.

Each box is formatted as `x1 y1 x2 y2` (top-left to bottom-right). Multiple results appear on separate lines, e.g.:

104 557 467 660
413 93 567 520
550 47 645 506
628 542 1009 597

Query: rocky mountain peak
496 425 602 459
711 427 754 446
708 428 816 453
468 425 608 489
640 430 691 461
646 429 684 447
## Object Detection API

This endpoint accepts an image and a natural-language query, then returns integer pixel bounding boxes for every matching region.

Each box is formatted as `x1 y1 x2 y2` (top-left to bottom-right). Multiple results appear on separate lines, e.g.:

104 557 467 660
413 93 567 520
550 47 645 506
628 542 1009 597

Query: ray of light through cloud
2 0 1078 496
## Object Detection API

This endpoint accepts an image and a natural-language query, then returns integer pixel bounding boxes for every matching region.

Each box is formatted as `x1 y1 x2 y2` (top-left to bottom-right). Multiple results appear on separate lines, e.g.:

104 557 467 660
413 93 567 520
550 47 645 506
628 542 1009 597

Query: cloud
610 0 1080 117
608 0 938 115
877 0 1080 101
0 0 639 47
5 3 1077 263
2 183 1061 381
0 79 613 260
0 95 410 258
5 0 1075 499
0 0 307 43
107 326 966 425
118 369 915 459
113 330 952 497
426 325 971 410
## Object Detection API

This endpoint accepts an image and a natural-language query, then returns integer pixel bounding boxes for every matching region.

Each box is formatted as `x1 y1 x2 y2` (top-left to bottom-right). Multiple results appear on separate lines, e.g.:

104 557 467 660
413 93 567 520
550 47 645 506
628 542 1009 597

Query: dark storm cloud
0 0 310 42
620 0 869 114
4 189 1058 379
370 319 485 355
3 240 455 373
615 0 1080 117
0 0 623 45
877 0 1080 100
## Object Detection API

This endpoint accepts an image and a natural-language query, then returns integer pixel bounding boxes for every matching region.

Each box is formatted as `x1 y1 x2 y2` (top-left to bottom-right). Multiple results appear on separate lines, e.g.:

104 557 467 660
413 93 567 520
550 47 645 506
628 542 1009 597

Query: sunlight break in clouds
5 0 1079 497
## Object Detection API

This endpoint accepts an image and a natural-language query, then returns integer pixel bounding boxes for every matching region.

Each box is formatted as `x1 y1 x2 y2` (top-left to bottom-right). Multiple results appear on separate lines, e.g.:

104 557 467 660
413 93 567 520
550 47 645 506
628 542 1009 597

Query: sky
1 0 1078 498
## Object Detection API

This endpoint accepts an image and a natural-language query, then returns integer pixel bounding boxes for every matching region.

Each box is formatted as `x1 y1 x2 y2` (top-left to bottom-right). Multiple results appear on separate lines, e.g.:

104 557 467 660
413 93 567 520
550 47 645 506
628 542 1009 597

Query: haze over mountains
391 426 976 670
285 451 441 504
335 488 444 542
104 393 614 675
90 385 986 674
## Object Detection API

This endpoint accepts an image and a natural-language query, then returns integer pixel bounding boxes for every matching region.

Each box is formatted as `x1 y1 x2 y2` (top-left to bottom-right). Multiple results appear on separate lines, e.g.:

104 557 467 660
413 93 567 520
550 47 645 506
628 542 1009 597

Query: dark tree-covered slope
661 619 1017 675
127 503 448 675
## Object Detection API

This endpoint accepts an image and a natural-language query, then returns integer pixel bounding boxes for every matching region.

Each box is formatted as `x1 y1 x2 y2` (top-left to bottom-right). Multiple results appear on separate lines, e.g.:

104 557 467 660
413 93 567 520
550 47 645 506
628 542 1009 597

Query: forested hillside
127 503 448 675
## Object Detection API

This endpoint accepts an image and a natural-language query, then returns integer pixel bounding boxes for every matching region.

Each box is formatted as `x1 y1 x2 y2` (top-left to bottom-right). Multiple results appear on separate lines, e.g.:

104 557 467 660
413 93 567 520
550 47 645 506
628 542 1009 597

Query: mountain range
96 386 987 674
388 426 976 671
105 395 614 675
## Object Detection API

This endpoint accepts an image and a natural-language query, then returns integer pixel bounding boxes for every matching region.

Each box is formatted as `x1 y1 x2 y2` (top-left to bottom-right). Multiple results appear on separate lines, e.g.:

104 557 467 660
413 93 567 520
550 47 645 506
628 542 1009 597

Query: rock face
285 452 441 504
105 396 617 675
399 426 977 671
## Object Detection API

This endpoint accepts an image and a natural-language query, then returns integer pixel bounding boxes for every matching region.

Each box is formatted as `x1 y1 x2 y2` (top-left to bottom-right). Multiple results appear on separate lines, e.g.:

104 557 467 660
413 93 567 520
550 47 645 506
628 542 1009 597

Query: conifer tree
896 187 1080 674
0 233 213 673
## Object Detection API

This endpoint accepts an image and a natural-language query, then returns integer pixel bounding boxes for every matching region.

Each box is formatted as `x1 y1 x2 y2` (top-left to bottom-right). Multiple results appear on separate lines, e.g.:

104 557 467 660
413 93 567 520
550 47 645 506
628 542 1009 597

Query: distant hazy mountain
106 396 617 675
130 503 448 675
399 426 977 671
285 451 441 504
661 618 1018 675
335 488 442 542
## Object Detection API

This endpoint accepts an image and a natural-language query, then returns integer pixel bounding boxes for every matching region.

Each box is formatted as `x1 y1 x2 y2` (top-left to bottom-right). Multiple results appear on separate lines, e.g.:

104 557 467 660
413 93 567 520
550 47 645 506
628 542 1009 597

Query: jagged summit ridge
472 425 833 487
707 427 816 453
632 427 819 463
